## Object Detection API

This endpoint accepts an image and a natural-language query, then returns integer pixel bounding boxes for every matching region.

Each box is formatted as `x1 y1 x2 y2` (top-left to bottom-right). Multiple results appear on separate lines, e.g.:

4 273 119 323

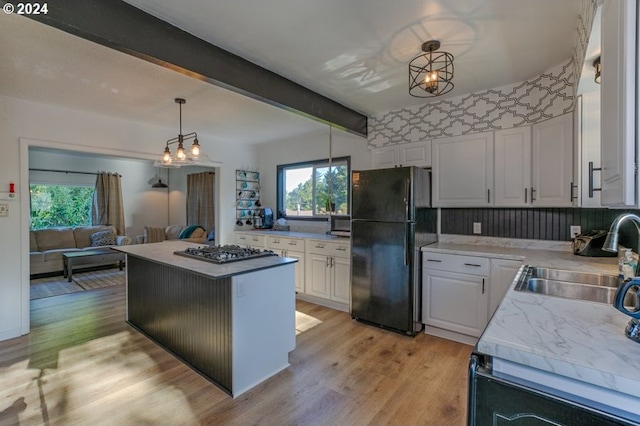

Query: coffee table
62 249 125 282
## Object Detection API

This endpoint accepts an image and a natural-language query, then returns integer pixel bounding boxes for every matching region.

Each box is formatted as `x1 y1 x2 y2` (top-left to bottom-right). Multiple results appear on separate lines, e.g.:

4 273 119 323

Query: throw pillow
90 230 117 247
143 226 166 243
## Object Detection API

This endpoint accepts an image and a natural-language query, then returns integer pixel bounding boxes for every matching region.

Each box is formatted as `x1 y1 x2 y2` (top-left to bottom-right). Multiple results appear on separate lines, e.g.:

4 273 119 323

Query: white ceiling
0 0 585 144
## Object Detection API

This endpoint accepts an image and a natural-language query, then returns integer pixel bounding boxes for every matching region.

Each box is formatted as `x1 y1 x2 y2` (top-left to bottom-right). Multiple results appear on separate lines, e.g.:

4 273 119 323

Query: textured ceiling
1 0 585 144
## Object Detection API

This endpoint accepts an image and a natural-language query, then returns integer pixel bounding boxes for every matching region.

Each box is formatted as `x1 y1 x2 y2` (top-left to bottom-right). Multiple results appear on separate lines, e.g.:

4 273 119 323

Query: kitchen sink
515 265 637 306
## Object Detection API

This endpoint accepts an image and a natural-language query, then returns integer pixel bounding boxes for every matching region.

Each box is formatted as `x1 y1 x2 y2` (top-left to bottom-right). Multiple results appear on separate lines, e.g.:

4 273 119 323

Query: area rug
30 277 84 300
72 269 124 290
30 269 125 300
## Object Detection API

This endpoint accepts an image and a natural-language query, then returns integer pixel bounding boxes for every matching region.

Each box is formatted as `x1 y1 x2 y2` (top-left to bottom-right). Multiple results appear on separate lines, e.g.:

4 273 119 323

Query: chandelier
156 98 206 167
409 40 454 97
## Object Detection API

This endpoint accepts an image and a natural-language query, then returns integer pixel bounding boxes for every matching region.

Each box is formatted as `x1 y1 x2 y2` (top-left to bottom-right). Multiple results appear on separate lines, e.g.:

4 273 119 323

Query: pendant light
409 40 454 97
157 98 206 167
151 178 168 188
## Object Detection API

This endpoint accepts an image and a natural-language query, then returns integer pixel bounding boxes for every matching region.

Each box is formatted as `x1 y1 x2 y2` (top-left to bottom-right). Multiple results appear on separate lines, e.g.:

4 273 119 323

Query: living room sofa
30 225 132 276
136 224 208 245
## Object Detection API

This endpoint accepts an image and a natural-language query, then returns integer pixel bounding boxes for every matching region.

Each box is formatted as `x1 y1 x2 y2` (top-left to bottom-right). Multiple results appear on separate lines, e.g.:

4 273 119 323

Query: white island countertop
115 240 298 279
421 235 640 417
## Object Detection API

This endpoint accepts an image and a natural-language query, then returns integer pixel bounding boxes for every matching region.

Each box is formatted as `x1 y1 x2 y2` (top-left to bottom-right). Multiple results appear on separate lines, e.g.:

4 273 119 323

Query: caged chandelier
157 98 206 167
409 40 454 97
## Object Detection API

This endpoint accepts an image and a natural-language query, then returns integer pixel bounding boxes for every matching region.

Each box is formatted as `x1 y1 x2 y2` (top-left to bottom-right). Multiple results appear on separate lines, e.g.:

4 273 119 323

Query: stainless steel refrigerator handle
405 178 410 221
404 224 410 266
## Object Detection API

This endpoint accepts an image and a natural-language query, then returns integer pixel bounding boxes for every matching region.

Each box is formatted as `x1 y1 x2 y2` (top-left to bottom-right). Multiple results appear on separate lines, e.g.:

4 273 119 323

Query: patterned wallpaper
368 0 599 149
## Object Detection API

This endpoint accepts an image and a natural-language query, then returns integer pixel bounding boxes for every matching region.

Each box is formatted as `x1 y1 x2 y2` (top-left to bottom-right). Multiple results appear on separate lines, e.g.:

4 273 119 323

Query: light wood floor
0 285 472 426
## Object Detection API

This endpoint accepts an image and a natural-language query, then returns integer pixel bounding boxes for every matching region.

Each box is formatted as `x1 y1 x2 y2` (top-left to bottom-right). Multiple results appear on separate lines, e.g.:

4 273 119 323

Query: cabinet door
287 250 305 294
371 146 399 169
432 133 494 207
532 113 574 207
600 0 637 207
494 127 531 207
306 253 330 298
422 269 488 337
489 259 521 317
331 255 351 304
399 141 432 168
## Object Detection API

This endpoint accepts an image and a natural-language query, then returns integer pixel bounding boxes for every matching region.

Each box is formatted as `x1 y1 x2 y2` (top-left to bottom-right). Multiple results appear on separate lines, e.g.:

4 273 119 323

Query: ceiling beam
19 0 368 137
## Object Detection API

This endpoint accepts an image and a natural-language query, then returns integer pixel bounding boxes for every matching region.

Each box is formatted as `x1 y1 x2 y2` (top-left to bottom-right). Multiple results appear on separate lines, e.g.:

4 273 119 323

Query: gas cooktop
174 245 277 264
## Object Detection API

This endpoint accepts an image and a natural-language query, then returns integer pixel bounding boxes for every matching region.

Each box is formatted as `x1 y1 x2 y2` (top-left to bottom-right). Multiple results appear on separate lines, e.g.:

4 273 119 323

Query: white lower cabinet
304 239 351 310
235 232 266 249
236 232 351 311
266 236 305 293
422 252 521 344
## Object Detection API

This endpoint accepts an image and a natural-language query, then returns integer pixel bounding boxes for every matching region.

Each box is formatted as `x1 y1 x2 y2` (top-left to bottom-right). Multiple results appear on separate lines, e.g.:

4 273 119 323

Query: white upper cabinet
432 133 494 207
494 127 532 207
600 0 637 207
531 113 575 207
371 141 431 169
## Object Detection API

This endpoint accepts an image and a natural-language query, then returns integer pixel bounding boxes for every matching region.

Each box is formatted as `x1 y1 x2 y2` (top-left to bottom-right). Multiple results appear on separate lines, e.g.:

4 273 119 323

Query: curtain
187 172 215 232
91 172 125 235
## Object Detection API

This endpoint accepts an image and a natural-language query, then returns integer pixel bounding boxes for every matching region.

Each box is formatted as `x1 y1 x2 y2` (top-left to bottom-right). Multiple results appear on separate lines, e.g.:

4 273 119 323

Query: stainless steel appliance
350 166 437 335
174 245 277 264
330 215 351 237
253 207 274 229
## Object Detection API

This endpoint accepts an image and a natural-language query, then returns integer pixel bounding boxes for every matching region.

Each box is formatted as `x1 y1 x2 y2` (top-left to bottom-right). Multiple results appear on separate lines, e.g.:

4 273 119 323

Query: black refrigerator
350 166 437 335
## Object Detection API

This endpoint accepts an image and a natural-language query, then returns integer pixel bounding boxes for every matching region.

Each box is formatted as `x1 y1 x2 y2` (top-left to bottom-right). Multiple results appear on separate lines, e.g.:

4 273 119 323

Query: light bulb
177 147 185 160
191 140 200 156
163 147 171 162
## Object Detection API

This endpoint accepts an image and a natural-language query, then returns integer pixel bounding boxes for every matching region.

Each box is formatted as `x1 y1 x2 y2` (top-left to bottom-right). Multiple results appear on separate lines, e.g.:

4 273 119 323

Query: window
30 184 94 229
277 157 350 219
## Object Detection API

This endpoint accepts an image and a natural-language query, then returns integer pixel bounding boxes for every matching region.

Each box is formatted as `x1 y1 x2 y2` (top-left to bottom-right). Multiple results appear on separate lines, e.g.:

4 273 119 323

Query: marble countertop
421 235 640 403
114 240 298 279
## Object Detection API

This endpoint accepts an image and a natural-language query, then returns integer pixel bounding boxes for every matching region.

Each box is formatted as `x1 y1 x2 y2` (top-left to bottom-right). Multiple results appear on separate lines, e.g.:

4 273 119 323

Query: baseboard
424 325 478 346
295 293 349 313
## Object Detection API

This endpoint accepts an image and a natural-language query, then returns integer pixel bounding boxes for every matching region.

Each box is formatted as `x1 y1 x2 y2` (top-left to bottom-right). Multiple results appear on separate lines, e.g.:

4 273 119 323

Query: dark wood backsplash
441 208 640 244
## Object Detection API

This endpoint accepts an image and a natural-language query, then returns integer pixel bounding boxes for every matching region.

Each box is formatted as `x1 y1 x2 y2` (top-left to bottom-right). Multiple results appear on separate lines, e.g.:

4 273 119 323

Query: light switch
0 204 8 217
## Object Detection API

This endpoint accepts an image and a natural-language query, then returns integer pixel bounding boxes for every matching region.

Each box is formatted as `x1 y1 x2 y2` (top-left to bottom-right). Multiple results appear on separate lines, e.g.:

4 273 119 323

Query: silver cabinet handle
482 278 485 294
525 187 528 203
570 182 578 202
426 259 442 263
288 241 297 246
326 256 330 267
336 246 347 251
487 189 490 204
464 263 482 267
315 244 325 249
530 187 536 202
588 161 602 198
273 239 280 244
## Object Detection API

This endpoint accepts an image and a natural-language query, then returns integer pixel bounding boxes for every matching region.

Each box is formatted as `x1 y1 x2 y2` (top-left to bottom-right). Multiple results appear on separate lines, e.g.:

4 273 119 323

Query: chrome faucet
602 213 640 254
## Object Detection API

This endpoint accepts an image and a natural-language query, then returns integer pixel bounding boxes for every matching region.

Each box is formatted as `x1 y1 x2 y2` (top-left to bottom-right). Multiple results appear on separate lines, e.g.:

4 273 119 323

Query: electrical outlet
237 281 246 298
570 225 582 239
473 222 481 234
0 204 7 217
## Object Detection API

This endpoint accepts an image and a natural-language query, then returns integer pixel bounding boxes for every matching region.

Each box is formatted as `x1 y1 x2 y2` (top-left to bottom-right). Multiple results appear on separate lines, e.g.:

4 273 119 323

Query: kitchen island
115 241 297 397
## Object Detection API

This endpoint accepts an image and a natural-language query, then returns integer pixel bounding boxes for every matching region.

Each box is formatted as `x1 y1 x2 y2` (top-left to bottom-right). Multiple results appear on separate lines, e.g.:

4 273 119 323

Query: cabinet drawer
422 252 489 276
307 240 350 258
267 236 305 252
235 232 266 248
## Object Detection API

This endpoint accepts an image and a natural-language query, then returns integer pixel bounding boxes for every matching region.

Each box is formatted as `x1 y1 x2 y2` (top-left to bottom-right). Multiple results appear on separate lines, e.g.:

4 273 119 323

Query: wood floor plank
0 285 472 425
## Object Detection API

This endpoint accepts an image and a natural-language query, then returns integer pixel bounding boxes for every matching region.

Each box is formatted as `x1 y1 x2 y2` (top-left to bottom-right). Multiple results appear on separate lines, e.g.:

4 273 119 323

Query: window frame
276 156 351 221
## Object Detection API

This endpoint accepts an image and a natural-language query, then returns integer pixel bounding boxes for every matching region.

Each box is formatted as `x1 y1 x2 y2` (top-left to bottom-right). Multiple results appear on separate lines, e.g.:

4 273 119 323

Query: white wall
254 127 369 233
29 149 169 238
0 95 256 341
